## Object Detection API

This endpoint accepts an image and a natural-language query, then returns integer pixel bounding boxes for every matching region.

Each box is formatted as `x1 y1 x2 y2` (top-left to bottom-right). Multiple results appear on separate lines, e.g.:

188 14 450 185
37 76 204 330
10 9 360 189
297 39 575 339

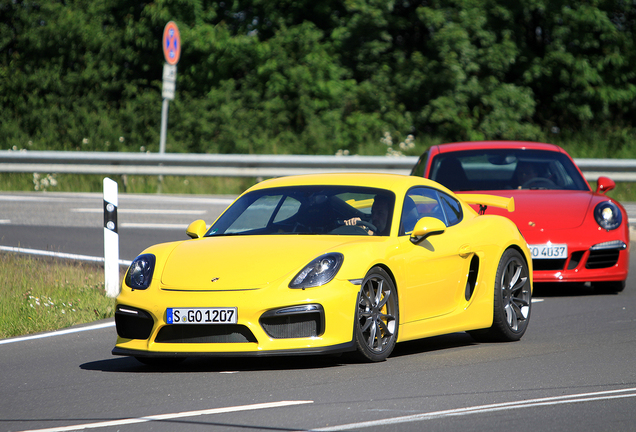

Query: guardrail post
103 178 120 298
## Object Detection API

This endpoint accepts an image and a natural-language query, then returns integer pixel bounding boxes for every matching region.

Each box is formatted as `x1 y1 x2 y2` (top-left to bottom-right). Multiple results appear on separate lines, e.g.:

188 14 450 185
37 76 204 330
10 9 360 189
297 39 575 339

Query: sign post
159 21 181 155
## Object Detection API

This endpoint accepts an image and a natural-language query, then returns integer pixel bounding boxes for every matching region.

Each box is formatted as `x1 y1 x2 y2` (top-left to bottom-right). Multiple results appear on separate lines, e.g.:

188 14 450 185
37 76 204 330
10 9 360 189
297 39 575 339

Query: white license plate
167 307 237 324
528 243 568 259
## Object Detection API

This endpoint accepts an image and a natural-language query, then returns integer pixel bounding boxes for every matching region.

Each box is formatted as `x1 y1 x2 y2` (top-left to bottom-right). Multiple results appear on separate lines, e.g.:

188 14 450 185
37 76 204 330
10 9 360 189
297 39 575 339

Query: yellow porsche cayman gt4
113 173 533 363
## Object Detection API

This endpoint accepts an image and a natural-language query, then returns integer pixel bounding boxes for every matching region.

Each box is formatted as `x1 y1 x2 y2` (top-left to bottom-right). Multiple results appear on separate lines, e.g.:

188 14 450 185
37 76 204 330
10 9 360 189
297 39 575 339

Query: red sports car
411 141 630 292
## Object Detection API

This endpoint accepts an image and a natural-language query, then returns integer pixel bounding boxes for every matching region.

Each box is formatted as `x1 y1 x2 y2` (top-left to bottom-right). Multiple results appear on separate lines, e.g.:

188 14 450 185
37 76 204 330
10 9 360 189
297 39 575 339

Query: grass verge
588 181 636 204
0 253 116 339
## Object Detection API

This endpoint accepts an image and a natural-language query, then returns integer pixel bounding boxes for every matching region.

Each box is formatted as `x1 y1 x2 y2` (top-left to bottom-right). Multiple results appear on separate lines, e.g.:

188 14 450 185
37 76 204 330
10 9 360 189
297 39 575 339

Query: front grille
567 251 585 270
260 304 324 339
586 249 620 269
115 306 154 340
155 324 257 344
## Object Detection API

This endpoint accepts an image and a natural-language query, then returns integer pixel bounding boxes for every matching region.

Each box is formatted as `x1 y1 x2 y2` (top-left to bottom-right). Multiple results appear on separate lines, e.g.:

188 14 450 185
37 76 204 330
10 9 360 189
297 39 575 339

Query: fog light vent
260 304 324 339
586 249 620 269
115 305 154 340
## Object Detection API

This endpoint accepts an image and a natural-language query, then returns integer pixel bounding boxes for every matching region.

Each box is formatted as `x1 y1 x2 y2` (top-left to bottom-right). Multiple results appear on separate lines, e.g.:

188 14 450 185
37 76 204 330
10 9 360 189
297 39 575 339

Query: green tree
1 0 635 155
520 0 636 132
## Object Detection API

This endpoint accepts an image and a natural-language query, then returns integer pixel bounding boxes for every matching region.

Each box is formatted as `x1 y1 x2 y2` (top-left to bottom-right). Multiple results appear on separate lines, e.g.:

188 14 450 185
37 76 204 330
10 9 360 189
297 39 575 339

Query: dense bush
1 0 635 156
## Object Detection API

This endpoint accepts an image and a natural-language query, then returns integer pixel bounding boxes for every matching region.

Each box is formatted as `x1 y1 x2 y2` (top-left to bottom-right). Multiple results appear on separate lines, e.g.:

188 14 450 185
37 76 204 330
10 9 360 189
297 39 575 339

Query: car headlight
289 253 344 289
125 254 156 290
594 201 622 231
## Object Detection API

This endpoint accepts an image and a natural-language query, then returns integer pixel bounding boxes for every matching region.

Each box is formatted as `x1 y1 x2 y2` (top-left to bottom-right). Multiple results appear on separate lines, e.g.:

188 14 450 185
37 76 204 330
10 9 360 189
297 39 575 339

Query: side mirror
186 220 208 239
410 217 446 244
596 176 615 194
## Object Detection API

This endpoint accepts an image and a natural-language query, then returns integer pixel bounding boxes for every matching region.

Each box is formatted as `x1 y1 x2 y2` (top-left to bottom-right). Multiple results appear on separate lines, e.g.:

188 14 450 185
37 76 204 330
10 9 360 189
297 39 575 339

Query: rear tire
469 249 531 342
353 267 399 362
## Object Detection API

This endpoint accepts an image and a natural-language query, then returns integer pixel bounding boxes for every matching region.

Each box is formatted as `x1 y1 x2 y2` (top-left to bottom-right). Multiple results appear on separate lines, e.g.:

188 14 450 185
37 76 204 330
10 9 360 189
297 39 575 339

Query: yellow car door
397 188 472 323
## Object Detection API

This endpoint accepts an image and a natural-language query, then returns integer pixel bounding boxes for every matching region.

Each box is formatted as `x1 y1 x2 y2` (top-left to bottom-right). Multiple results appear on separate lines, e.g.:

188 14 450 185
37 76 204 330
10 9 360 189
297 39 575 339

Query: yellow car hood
160 235 354 291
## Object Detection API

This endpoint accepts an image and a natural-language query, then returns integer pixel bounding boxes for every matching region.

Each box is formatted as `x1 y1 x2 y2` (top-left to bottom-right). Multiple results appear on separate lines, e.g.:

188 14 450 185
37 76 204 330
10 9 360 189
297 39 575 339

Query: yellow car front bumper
112 278 360 358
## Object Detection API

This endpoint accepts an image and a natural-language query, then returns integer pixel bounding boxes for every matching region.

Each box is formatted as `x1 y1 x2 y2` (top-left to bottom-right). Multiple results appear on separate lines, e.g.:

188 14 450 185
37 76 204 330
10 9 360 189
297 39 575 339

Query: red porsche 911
411 141 629 292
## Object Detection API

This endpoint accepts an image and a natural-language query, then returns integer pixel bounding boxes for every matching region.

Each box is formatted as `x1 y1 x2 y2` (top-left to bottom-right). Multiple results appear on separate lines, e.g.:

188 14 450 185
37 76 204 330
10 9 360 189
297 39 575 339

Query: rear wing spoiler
460 194 515 213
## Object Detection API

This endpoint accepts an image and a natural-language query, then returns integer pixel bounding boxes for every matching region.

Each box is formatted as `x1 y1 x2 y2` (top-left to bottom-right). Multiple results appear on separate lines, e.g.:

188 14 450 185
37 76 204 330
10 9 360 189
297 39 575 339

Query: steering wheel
522 177 557 189
355 219 378 233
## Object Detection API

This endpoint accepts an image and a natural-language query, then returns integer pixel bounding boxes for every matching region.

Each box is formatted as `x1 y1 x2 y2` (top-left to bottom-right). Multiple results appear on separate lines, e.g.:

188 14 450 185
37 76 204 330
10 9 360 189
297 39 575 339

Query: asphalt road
1 192 636 432
1 191 635 262
0 192 235 261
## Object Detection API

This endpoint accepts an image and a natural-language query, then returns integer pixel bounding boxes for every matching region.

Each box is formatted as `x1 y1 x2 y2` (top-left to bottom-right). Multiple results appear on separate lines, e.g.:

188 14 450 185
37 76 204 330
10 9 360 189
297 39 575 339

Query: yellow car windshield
206 186 395 237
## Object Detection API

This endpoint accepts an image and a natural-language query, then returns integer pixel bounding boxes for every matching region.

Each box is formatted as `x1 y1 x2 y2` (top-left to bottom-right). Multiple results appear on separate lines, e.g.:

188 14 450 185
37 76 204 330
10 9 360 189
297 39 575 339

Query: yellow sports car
113 173 533 363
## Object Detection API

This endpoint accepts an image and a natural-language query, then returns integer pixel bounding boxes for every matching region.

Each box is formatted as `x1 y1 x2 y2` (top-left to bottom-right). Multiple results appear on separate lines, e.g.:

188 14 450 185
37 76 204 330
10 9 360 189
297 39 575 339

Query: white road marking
0 321 115 345
72 208 206 215
0 194 234 205
310 387 636 431
0 245 132 266
0 195 89 202
18 400 313 432
114 195 234 205
120 222 189 229
0 219 10 223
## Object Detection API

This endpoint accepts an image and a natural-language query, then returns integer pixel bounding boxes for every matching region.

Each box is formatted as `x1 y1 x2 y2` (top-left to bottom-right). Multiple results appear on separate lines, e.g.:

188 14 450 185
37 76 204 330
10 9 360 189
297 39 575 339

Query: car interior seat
434 157 469 191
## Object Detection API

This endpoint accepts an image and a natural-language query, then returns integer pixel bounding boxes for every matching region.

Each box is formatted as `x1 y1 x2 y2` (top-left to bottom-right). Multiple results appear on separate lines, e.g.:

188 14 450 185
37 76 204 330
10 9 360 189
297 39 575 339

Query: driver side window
400 188 463 235
439 192 462 226
401 188 442 235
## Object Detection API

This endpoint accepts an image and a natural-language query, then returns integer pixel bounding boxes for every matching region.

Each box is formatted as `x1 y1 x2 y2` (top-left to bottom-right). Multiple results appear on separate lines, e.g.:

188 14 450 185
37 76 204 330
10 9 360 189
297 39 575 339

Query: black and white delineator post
103 178 120 298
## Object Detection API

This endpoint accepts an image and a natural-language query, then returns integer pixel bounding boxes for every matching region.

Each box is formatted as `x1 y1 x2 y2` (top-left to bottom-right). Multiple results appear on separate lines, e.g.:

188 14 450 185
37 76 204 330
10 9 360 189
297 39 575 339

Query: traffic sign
163 21 181 65
162 64 177 100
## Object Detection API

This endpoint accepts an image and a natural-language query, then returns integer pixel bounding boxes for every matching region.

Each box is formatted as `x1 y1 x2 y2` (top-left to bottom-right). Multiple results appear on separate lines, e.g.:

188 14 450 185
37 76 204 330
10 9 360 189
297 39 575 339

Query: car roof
433 141 567 154
246 173 445 194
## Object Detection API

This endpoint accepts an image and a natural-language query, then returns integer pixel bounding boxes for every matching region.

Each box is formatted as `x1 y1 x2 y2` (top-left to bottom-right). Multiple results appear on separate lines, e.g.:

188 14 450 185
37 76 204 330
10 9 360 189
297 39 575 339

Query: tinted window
400 187 462 235
425 149 589 191
410 150 430 177
439 193 462 226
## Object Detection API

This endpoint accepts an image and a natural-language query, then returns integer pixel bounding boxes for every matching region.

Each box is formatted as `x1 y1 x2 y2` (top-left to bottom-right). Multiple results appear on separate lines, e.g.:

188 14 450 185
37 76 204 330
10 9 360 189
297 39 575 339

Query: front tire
593 280 625 294
353 267 399 362
469 249 531 342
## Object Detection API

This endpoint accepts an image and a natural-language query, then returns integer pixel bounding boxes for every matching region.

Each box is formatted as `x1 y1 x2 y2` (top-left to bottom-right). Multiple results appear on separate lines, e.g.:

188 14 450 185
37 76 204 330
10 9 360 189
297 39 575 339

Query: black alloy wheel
354 267 399 361
469 248 531 342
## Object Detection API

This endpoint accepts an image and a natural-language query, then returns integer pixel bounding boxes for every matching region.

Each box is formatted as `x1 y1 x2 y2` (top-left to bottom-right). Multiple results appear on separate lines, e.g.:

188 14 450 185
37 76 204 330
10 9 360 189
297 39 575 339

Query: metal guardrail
1 150 636 181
